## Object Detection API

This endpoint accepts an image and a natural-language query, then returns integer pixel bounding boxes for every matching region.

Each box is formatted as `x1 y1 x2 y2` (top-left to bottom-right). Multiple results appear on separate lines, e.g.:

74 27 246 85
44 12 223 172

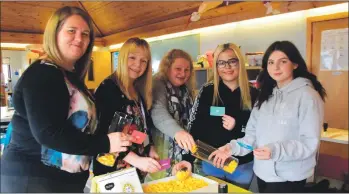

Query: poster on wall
320 28 348 71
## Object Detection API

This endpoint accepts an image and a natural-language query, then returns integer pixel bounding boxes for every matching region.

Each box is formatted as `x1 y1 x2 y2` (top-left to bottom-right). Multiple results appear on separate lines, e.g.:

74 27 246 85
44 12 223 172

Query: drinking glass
191 140 239 174
96 111 133 167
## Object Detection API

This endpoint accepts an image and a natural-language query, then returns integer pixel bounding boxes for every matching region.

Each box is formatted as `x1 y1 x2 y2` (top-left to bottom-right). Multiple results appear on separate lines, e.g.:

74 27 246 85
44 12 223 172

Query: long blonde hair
154 49 195 96
40 6 95 81
212 43 252 110
115 37 152 110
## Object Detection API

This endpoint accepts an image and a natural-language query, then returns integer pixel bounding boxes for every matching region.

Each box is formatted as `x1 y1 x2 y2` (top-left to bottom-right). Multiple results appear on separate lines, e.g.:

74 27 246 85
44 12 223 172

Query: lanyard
135 99 148 132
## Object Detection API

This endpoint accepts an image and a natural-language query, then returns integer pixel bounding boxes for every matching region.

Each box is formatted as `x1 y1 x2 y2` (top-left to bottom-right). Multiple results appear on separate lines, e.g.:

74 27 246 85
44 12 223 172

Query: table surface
1 108 14 123
206 176 251 193
321 128 348 144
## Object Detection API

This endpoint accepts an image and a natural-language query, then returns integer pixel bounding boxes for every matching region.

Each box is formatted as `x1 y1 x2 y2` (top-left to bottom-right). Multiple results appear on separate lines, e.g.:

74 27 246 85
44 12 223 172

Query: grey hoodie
229 77 324 182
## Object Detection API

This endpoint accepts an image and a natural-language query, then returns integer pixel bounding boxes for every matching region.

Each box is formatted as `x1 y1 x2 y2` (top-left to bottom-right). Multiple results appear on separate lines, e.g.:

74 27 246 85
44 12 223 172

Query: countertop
0 107 14 123
321 127 348 144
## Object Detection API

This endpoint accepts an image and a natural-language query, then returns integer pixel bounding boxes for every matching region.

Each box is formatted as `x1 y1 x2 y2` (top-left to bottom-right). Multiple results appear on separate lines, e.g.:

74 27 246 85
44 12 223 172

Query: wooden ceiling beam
103 1 343 46
1 32 43 44
81 1 202 36
1 1 344 48
94 37 106 47
77 1 104 37
1 32 106 47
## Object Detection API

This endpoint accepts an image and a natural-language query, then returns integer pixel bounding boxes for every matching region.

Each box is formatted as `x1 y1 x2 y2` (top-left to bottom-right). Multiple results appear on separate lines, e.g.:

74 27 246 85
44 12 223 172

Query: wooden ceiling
0 1 344 47
0 1 204 46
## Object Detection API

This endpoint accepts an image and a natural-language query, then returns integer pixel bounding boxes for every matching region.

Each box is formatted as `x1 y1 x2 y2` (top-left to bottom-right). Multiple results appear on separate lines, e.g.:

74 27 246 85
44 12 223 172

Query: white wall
199 12 307 59
2 50 29 91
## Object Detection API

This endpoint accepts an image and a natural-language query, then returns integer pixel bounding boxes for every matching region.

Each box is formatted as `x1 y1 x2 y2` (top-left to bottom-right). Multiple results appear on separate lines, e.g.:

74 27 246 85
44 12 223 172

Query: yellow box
142 173 218 193
206 176 251 193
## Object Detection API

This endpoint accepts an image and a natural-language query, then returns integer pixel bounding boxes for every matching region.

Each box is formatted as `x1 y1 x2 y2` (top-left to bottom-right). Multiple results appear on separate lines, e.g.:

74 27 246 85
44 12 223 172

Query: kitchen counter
1 107 14 123
206 176 251 193
318 128 348 180
321 128 348 144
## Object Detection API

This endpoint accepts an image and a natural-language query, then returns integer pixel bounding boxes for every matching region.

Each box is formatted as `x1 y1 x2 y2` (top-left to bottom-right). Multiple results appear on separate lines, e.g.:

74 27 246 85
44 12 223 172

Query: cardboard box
91 167 143 193
142 173 218 193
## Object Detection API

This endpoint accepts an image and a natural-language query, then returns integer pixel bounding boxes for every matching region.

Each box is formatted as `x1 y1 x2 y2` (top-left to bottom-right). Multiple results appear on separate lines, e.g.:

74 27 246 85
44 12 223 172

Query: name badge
210 106 225 116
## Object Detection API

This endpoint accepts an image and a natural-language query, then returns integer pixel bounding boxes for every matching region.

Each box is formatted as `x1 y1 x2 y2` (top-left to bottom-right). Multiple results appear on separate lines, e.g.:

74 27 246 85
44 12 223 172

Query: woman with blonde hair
150 49 196 179
93 37 161 182
188 43 258 189
210 41 325 192
0 6 132 192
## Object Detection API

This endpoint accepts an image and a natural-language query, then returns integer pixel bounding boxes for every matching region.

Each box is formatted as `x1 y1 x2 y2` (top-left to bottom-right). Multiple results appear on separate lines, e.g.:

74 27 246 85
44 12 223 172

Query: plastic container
96 111 133 167
142 173 219 193
191 140 239 174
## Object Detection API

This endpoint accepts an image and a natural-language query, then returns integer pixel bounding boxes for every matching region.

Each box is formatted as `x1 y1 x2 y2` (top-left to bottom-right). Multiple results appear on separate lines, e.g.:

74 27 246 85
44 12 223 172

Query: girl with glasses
188 43 259 189
210 41 326 193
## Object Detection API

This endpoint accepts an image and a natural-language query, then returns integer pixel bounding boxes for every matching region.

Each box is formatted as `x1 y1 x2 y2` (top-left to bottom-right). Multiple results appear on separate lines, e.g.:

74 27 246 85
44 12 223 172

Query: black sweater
189 81 259 165
1 60 109 184
93 74 154 179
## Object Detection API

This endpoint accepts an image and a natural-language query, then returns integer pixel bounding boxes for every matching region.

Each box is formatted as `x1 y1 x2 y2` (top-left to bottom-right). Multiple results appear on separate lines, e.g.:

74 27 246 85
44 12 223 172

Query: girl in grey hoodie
209 41 326 193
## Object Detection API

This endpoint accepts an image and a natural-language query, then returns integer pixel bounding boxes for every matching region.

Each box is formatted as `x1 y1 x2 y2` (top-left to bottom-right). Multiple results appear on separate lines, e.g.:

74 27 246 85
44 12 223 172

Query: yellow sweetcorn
176 170 190 181
143 177 209 193
191 144 198 154
223 160 238 174
96 154 116 167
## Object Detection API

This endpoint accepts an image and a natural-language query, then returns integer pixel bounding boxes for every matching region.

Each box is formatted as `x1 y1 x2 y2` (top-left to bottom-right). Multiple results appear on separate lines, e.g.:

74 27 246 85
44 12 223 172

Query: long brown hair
256 41 326 109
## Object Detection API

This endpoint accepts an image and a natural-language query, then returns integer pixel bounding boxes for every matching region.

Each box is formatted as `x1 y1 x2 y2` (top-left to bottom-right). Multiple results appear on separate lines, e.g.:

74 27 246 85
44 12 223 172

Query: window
1 57 11 85
112 52 119 72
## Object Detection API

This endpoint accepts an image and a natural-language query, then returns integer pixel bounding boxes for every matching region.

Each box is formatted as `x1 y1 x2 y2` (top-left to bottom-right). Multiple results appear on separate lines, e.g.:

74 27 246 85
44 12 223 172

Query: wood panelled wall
85 51 112 90
0 1 103 37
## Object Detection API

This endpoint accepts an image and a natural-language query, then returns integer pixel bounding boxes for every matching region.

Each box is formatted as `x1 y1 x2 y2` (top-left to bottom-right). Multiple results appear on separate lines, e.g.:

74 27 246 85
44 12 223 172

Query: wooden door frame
306 12 348 72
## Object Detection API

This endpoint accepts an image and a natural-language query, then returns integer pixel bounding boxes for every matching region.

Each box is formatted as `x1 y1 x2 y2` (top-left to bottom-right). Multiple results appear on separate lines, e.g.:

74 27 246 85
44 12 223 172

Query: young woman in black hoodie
188 43 258 189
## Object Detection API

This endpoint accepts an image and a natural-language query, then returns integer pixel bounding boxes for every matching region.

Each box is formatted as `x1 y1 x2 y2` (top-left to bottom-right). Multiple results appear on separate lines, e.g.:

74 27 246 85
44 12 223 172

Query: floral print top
93 74 154 182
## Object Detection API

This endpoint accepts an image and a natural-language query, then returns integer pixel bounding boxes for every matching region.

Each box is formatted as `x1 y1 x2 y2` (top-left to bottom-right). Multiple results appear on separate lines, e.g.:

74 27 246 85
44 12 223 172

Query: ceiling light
108 2 348 50
1 43 30 48
306 2 348 17
109 43 124 50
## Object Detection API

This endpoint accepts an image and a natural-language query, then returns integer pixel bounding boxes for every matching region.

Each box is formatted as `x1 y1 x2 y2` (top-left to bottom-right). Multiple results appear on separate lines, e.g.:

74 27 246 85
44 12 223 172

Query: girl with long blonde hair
188 43 259 189
93 37 160 182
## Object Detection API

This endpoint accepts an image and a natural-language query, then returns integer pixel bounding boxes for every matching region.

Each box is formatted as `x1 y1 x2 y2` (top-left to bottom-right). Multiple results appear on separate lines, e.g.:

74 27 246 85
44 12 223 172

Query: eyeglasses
216 58 239 69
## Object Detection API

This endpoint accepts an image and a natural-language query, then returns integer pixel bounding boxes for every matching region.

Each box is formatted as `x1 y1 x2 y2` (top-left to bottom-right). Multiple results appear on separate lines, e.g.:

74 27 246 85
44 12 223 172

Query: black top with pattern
1 60 109 189
93 74 154 181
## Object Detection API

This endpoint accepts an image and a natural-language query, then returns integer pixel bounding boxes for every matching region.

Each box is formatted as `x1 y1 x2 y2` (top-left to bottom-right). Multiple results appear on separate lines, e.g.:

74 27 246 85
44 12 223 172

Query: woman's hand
208 144 232 168
133 156 161 173
254 146 271 160
107 132 133 153
171 161 192 175
222 115 236 131
174 130 196 152
149 146 160 160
